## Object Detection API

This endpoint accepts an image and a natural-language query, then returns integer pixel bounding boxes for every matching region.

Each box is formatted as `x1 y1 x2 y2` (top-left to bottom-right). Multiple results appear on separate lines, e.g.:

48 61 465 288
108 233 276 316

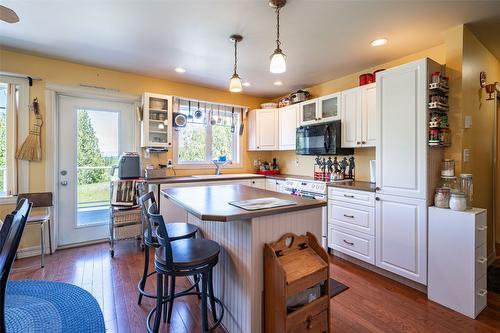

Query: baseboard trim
16 245 49 259
331 249 427 293
57 238 108 250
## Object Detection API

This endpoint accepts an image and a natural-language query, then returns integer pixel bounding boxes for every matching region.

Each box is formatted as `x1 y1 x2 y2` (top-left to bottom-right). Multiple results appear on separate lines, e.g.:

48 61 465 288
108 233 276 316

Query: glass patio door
58 95 135 246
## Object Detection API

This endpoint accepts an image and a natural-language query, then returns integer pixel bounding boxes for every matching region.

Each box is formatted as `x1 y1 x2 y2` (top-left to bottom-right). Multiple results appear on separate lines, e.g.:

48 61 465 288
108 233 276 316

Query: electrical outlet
463 149 471 163
295 158 299 167
143 149 150 159
253 159 258 167
167 159 173 168
464 115 472 129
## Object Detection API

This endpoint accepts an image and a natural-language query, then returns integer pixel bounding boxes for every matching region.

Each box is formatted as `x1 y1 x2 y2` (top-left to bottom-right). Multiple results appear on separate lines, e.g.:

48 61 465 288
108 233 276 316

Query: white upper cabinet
247 109 279 151
299 99 318 126
141 92 173 148
299 92 341 126
278 104 298 150
341 83 376 148
376 59 428 199
341 87 362 148
361 83 377 147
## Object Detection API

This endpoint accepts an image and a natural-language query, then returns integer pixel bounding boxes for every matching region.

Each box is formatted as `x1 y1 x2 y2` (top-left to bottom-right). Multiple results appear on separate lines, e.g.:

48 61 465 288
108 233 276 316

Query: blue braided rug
5 280 105 333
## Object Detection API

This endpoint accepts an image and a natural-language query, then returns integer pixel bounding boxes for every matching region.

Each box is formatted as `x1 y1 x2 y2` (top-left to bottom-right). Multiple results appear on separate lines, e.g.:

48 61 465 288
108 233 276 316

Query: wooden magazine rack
264 232 330 333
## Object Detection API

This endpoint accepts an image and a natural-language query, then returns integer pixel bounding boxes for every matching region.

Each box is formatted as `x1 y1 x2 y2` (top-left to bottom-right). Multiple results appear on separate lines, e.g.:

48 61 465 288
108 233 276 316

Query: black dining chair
137 192 199 307
1 199 106 333
145 206 224 333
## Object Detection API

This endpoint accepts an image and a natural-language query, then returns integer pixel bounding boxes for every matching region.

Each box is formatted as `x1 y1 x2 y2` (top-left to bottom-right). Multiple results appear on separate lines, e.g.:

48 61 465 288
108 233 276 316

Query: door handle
60 180 68 186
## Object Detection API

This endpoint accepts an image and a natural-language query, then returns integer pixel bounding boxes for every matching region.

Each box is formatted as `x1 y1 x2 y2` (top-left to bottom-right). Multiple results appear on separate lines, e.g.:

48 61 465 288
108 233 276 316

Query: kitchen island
161 184 326 333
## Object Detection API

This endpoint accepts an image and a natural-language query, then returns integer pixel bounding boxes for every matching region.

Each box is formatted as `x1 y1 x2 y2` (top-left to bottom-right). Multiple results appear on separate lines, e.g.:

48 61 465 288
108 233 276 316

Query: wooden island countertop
161 184 326 222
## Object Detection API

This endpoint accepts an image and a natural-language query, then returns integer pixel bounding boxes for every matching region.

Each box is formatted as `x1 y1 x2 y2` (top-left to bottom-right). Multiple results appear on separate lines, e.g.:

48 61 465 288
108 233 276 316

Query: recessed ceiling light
242 82 251 87
273 80 283 86
175 67 186 73
370 38 388 47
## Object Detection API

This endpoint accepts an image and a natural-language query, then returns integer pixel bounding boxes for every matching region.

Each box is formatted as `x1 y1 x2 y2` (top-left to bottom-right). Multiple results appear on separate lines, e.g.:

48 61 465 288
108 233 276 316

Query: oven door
296 123 332 155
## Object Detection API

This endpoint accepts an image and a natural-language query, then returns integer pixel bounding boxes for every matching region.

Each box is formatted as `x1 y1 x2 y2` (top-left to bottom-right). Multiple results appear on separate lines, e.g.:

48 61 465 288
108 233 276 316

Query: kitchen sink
191 173 260 179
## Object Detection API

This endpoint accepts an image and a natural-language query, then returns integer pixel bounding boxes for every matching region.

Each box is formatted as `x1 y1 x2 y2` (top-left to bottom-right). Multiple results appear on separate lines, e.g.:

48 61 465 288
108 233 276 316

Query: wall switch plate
464 115 472 129
463 148 471 162
143 149 150 159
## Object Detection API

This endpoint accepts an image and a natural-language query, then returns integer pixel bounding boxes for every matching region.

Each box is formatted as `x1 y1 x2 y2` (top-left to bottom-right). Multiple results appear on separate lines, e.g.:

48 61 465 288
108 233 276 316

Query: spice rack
264 232 330 333
428 71 450 147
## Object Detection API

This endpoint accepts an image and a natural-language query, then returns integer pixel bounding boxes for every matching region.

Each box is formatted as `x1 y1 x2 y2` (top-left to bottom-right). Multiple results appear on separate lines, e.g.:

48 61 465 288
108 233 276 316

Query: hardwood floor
10 241 500 333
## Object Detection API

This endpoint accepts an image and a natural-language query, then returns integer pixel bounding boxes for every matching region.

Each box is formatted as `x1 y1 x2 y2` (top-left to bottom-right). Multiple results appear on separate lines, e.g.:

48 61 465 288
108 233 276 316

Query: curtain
5 83 18 195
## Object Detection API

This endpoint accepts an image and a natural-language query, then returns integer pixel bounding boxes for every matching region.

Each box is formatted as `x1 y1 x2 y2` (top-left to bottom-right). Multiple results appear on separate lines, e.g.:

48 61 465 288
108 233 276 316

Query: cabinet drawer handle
343 214 355 219
362 141 366 144
477 289 488 297
356 141 361 145
343 239 354 246
477 257 487 264
343 194 355 198
477 226 487 231
307 315 313 329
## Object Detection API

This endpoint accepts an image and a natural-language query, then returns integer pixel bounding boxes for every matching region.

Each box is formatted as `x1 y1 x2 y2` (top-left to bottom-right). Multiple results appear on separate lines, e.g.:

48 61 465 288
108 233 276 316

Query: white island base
186 208 322 333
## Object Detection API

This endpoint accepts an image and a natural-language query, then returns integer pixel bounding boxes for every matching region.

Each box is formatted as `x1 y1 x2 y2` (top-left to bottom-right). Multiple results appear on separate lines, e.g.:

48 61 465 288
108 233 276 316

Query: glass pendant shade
270 49 286 74
229 73 242 93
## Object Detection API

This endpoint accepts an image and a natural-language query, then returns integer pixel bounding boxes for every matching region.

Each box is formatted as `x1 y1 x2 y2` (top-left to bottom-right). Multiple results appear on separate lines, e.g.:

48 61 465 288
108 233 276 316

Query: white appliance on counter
283 178 328 248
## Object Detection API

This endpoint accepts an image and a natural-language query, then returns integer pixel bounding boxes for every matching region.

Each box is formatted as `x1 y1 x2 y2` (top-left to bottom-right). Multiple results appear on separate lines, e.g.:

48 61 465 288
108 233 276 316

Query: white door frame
45 83 139 251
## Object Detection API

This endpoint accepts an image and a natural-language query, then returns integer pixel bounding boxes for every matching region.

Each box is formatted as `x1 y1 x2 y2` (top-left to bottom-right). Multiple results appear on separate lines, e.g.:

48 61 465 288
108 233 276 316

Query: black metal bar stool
137 192 199 305
145 207 224 333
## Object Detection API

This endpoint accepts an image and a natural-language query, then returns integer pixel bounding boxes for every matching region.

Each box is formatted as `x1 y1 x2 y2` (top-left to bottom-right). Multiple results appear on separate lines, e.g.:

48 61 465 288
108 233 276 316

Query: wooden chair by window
16 192 53 268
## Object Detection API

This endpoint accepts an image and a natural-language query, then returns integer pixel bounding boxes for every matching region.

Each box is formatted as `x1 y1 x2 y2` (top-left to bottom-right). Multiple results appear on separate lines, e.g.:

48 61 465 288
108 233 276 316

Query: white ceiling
1 0 499 98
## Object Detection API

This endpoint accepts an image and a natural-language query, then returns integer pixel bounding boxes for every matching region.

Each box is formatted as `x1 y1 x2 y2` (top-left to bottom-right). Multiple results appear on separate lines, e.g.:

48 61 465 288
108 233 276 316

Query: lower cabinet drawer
329 225 375 264
475 243 487 281
287 310 328 333
329 201 374 236
475 213 487 248
475 274 487 317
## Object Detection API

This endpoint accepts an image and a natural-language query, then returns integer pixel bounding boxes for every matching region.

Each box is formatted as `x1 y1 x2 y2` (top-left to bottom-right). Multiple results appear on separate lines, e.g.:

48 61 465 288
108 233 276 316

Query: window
0 76 29 199
174 98 245 167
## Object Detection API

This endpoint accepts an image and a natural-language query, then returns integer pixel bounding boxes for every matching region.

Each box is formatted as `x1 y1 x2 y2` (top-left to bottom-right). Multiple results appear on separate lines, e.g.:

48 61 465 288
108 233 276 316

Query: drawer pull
343 194 355 198
343 239 354 246
343 214 355 218
477 289 488 297
477 257 487 264
477 226 487 231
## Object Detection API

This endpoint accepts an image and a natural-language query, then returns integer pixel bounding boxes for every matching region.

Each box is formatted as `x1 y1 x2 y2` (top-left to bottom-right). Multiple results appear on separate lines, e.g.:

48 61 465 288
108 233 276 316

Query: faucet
212 160 229 175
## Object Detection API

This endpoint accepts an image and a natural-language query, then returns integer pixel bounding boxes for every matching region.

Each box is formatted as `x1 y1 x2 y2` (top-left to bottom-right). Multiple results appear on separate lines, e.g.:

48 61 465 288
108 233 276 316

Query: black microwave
296 120 354 156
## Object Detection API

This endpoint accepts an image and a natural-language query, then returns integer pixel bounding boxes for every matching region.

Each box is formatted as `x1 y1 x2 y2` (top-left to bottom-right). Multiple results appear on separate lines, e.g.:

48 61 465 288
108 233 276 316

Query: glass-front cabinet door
318 92 341 122
299 100 318 126
141 93 173 148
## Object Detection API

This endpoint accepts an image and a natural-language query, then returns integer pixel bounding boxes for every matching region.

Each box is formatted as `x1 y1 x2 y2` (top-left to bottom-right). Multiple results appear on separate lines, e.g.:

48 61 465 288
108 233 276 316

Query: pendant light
269 0 287 74
229 34 243 93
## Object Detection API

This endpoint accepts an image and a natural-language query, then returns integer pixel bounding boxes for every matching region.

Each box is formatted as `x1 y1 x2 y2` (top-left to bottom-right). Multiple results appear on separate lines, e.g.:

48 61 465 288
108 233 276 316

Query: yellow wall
460 26 500 255
271 44 446 180
0 48 267 250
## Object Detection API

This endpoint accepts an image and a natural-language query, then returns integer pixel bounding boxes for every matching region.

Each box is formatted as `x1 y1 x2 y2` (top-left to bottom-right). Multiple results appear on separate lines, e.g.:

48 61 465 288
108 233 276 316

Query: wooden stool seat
27 214 50 223
155 238 220 269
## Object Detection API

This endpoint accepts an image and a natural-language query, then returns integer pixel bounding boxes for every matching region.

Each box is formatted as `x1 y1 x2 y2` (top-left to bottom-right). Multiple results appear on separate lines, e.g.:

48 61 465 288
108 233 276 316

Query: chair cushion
5 280 105 333
155 238 220 269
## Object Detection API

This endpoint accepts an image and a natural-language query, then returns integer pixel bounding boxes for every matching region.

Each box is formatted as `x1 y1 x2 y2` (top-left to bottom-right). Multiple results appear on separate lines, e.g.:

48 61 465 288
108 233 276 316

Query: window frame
172 98 245 169
0 75 29 202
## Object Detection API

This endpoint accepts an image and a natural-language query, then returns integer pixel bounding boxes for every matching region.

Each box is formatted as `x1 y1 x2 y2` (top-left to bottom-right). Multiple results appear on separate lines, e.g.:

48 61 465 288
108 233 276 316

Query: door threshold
57 238 108 250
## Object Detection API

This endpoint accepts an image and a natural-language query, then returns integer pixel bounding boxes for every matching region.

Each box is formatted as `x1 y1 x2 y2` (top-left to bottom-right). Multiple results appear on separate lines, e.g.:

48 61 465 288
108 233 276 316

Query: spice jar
449 192 467 211
439 176 458 190
441 159 455 177
460 174 473 209
434 188 450 208
431 72 441 84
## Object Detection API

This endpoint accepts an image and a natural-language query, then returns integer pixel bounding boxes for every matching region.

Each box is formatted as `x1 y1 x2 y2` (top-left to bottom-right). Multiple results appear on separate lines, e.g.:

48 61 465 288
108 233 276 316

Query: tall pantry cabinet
375 58 442 285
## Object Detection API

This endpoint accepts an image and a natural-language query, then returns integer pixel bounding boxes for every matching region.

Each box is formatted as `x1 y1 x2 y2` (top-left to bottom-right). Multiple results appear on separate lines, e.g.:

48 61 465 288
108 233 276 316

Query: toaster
117 152 141 179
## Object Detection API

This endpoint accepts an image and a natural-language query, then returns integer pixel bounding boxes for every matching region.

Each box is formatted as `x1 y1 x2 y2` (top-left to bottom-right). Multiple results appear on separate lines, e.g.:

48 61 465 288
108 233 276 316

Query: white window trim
172 114 242 169
0 75 30 201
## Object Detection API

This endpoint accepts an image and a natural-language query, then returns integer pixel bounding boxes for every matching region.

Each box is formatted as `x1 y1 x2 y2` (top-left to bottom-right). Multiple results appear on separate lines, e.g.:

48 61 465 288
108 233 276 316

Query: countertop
161 184 326 222
327 180 377 192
